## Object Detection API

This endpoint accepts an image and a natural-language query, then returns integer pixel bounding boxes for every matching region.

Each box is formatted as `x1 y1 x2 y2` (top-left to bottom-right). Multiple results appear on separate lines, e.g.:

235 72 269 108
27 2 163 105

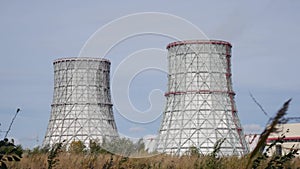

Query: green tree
103 138 135 156
89 140 101 154
135 138 145 153
68 140 86 154
188 146 200 157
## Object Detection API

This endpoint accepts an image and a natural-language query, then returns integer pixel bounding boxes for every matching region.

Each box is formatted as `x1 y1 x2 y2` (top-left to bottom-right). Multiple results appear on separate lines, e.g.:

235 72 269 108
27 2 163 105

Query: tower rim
53 57 110 64
166 40 232 49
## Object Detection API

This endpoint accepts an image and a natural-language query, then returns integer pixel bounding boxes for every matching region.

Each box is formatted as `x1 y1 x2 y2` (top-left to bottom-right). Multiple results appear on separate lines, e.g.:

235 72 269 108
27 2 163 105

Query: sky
0 1 299 148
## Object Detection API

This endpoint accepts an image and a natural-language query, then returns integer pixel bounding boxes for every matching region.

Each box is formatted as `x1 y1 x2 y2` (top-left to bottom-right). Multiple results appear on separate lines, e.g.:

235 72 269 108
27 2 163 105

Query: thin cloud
128 126 146 132
243 124 263 134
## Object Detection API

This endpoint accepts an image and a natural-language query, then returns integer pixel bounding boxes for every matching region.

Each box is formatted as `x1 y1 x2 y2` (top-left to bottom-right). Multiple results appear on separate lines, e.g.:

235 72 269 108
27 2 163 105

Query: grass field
5 152 300 169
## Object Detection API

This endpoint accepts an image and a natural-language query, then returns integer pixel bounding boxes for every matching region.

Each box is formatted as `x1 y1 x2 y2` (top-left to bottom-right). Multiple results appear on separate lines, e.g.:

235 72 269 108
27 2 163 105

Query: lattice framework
156 40 248 156
43 57 118 147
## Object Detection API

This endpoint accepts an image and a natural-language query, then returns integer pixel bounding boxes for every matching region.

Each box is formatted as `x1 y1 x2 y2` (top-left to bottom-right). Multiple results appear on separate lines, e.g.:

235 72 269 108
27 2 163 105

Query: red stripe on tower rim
166 40 232 49
164 90 235 96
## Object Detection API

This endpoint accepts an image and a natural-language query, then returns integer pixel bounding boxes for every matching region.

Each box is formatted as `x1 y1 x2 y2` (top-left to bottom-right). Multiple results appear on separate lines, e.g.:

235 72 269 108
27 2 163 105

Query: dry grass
5 153 300 169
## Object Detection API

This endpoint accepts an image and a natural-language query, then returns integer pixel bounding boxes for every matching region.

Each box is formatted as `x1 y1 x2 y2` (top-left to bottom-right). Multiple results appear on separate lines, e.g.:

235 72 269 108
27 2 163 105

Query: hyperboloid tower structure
156 40 248 156
43 57 118 147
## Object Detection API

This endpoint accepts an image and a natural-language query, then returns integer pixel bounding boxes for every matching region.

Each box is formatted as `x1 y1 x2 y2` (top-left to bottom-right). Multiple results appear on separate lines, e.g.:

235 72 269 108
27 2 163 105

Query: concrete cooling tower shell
156 40 249 156
43 57 118 147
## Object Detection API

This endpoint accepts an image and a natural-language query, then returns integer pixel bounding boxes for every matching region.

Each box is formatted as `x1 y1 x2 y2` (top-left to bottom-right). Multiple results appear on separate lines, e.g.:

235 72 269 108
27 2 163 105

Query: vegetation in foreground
4 150 300 169
1 100 300 168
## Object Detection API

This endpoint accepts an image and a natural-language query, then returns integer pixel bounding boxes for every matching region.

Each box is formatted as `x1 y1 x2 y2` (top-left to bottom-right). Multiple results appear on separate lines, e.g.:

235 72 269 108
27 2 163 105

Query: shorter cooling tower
43 57 118 147
156 40 248 156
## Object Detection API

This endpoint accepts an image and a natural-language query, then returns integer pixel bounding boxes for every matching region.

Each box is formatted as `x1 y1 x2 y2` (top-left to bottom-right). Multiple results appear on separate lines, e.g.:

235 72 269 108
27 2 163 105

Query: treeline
30 138 149 157
2 135 300 169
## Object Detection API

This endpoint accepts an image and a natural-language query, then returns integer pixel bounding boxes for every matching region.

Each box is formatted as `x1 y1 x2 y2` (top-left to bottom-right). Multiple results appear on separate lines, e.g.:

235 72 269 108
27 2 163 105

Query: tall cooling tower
43 57 118 147
156 40 248 156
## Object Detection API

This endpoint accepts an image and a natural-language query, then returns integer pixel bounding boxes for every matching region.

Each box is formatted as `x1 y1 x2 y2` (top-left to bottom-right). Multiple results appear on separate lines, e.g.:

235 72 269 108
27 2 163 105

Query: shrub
68 140 86 154
0 138 23 169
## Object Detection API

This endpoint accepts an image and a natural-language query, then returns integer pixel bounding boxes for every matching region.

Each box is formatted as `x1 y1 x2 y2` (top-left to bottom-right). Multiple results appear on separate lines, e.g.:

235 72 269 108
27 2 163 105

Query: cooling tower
156 40 248 156
43 57 118 147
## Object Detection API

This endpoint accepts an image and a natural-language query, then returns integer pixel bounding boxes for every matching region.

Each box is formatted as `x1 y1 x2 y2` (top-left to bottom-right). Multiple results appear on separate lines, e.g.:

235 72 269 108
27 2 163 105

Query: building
267 123 300 156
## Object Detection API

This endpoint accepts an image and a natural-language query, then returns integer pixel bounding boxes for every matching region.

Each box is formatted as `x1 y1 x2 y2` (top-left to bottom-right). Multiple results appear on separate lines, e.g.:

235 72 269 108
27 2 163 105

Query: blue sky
0 1 299 148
